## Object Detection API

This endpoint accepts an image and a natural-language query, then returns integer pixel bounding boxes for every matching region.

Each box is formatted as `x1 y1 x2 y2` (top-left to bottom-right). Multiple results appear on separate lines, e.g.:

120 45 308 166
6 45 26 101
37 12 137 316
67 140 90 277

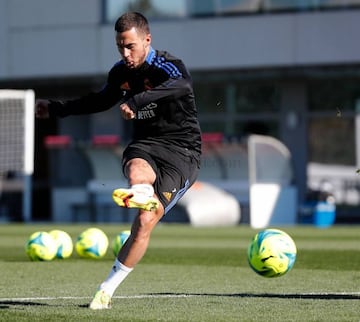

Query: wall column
279 81 308 204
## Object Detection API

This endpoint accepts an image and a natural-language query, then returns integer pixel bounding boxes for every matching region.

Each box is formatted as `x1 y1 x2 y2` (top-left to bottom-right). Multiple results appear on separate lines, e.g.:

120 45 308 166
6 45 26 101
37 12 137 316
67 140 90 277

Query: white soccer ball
75 228 109 259
247 228 297 278
112 230 131 256
25 231 57 261
49 230 73 259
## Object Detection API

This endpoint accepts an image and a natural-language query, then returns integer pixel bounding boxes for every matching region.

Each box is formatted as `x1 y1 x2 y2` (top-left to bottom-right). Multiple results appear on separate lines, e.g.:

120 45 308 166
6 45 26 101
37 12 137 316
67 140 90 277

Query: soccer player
35 12 202 309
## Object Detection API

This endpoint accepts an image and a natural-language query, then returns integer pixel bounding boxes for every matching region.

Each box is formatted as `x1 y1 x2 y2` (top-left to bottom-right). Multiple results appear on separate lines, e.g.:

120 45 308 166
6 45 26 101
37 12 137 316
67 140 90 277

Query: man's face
116 27 151 69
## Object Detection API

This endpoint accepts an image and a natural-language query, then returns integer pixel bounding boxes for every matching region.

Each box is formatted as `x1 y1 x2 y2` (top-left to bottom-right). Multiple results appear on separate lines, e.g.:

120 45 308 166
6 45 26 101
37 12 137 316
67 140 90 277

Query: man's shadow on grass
152 292 360 300
0 300 92 309
0 300 49 309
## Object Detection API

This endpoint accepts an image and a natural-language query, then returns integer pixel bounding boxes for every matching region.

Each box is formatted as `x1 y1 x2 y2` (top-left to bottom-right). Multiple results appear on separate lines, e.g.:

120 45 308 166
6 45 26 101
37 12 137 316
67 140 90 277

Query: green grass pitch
0 223 359 321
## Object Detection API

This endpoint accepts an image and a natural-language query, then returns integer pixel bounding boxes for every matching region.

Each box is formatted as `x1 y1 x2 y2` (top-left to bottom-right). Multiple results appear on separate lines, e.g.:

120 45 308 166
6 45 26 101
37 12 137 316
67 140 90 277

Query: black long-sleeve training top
48 47 202 156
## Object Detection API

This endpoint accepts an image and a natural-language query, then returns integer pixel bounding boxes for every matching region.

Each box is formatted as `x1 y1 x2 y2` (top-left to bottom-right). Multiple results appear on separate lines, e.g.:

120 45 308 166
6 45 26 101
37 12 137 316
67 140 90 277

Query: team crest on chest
120 82 130 90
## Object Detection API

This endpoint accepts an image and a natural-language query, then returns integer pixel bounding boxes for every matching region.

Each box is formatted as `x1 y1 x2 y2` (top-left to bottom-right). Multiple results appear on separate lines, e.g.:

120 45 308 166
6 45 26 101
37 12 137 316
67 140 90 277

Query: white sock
131 183 154 197
99 259 133 297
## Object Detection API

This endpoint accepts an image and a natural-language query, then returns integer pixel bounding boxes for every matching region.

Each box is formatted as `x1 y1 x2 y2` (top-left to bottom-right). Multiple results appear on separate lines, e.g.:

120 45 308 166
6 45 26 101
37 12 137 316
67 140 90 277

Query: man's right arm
46 84 124 118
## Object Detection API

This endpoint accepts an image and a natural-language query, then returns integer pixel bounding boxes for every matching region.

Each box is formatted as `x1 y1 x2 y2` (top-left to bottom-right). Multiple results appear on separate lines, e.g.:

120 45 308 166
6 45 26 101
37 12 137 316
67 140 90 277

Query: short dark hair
114 12 150 34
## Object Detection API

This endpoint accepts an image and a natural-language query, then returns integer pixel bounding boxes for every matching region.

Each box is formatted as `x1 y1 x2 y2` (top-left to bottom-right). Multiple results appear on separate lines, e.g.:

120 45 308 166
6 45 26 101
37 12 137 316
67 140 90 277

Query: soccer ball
247 228 297 278
75 228 109 259
49 230 73 259
25 231 57 261
112 230 131 256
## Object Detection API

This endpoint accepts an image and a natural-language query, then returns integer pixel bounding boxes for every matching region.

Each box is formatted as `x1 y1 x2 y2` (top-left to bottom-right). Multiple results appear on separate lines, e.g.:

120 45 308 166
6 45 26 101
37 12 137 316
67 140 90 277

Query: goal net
0 90 35 222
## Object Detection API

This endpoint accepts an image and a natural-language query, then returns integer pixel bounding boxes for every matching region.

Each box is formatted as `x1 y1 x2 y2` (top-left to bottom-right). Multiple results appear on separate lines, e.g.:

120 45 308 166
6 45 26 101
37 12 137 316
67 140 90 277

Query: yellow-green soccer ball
112 230 131 256
49 230 73 259
25 231 57 261
247 229 297 278
75 228 109 259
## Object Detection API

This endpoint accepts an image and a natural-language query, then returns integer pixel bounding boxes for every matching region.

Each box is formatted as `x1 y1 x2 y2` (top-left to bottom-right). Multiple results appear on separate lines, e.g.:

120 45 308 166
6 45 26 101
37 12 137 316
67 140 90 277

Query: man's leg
90 206 164 309
118 205 164 267
89 158 163 309
114 157 164 267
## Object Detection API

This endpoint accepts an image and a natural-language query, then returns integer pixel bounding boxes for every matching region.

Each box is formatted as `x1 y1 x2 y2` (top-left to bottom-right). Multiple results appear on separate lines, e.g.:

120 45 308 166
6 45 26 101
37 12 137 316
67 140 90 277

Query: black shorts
122 140 200 214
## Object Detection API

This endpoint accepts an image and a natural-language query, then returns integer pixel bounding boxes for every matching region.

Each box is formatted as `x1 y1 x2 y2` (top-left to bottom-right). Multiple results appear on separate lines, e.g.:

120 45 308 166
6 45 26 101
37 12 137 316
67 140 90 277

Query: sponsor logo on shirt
137 102 157 119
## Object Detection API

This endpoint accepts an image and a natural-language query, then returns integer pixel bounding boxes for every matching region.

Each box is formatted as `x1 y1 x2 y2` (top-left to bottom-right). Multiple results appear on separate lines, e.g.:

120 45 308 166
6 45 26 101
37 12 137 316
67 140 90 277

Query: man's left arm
126 75 193 113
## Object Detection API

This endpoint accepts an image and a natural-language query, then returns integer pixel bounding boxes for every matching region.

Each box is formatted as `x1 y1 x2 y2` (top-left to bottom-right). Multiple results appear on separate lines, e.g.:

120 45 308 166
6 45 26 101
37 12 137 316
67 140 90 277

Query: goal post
248 134 297 228
0 89 35 222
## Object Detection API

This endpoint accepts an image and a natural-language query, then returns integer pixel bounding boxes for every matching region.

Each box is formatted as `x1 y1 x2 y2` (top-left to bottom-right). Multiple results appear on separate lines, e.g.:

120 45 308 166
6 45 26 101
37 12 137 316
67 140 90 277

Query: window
194 82 227 114
308 118 355 165
194 75 280 139
234 82 279 113
105 0 186 22
308 79 360 112
189 0 258 16
308 79 360 165
103 0 360 23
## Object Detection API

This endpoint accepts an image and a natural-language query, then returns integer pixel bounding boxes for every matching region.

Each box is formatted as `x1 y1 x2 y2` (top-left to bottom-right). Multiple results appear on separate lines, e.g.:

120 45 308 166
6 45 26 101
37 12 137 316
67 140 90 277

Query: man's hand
120 103 135 120
35 99 50 119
